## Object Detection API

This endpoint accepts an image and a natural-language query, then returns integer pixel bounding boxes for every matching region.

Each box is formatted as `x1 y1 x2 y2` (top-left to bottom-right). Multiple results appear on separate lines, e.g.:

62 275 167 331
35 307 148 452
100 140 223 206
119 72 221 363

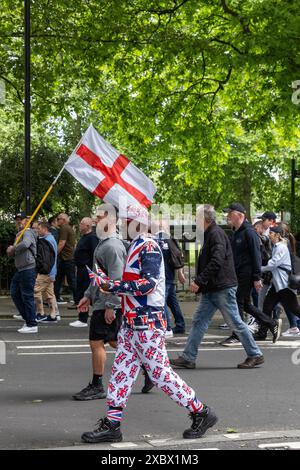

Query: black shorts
89 309 122 342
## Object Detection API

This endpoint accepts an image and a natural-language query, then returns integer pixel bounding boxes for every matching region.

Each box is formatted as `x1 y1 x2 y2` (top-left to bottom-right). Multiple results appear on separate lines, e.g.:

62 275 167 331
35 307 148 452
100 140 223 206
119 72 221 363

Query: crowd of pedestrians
5 201 300 443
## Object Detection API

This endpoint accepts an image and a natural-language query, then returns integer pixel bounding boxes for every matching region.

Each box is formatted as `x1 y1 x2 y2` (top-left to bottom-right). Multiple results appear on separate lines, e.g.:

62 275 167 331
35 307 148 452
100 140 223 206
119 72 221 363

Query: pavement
1 296 300 450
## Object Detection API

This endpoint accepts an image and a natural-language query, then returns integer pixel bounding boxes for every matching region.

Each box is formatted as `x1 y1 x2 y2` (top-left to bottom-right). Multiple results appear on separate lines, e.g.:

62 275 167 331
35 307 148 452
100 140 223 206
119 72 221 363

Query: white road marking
17 343 300 355
16 341 213 350
224 431 270 440
18 352 92 356
147 430 300 448
111 442 138 449
17 345 90 349
193 448 219 450
259 442 300 450
4 339 91 343
40 430 300 450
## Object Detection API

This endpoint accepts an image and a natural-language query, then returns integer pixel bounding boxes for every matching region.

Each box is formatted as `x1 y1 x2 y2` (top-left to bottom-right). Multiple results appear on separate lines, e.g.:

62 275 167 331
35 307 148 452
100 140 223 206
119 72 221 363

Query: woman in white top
261 226 300 321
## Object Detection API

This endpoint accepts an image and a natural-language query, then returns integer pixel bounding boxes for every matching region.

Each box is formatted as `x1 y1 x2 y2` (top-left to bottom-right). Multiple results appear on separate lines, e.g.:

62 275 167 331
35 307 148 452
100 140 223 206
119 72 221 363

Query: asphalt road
1 315 300 450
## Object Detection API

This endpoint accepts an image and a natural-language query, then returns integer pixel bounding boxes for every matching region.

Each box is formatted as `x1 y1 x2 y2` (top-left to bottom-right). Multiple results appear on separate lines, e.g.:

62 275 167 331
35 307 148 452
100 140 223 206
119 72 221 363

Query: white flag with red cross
64 125 156 208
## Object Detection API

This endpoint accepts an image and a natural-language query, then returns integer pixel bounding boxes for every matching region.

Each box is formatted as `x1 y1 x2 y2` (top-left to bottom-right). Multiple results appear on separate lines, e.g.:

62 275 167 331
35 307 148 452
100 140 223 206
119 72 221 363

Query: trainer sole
73 395 107 401
183 414 219 439
81 434 123 444
273 319 282 343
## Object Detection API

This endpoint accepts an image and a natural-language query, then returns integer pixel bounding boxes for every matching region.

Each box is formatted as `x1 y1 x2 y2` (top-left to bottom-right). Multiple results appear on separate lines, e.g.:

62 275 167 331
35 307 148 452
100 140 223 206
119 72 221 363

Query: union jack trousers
107 327 204 413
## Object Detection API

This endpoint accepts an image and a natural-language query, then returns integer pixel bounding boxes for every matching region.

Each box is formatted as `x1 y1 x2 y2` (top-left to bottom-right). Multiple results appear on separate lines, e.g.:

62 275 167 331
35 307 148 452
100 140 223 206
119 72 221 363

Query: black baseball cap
14 211 27 220
223 203 246 215
269 225 282 234
259 211 277 221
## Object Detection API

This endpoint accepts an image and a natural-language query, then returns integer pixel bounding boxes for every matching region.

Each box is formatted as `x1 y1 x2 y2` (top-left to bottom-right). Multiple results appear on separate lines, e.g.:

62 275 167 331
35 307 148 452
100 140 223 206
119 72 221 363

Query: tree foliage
0 0 300 224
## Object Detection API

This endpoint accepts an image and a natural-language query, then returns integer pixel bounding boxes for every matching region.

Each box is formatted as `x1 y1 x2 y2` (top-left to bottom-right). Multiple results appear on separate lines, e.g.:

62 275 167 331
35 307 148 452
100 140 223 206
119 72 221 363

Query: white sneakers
282 327 300 337
13 315 23 320
165 330 174 338
69 320 88 328
247 322 259 334
18 325 38 334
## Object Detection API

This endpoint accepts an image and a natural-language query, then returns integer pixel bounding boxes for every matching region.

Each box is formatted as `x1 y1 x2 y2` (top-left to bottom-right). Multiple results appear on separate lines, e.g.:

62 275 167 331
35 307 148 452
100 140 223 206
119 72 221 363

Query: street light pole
291 155 295 229
24 0 31 216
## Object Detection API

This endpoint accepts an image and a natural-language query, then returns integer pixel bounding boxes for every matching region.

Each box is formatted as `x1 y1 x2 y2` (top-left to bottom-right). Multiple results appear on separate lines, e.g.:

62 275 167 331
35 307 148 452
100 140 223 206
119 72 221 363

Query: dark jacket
231 220 262 281
74 231 99 268
194 222 237 293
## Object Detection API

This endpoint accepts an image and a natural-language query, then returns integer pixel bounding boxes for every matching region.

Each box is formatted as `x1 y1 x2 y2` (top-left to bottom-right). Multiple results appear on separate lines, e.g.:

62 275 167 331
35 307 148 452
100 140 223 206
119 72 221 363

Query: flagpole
14 124 95 245
15 165 66 245
14 124 91 245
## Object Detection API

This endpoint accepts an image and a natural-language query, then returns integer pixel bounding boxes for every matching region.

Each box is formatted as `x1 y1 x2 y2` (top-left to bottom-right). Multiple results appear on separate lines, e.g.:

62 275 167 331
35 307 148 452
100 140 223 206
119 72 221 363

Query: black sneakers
219 335 241 347
270 318 282 343
141 369 155 394
183 405 218 439
170 356 196 369
72 383 106 401
39 315 58 324
81 417 122 443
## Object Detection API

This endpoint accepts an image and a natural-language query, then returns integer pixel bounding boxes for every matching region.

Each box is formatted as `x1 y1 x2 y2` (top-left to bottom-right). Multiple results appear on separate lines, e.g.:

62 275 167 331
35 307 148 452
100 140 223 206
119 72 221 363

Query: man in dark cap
259 211 277 237
220 203 281 345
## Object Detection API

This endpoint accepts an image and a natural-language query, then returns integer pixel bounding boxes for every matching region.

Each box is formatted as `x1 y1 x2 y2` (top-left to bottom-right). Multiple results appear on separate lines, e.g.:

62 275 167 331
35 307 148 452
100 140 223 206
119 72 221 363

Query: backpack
36 238 55 275
278 248 300 290
166 238 185 270
288 253 300 290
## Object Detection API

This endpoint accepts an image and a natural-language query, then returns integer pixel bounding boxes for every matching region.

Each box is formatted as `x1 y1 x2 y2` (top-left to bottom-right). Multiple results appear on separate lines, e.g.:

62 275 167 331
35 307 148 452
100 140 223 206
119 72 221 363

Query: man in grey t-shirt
73 206 127 401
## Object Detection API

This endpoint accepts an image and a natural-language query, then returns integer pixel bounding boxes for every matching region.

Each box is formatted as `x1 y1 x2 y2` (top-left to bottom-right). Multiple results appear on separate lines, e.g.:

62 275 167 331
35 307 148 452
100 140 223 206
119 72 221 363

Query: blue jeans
284 308 300 329
11 269 37 327
165 282 185 331
182 287 262 363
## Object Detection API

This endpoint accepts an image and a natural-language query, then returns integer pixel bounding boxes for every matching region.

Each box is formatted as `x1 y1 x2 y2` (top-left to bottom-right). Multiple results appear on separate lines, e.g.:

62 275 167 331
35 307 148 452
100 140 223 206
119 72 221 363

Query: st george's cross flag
64 125 156 208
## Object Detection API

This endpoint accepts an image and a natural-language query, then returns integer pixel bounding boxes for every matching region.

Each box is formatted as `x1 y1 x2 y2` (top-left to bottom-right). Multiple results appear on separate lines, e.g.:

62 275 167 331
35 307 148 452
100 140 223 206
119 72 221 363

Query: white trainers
247 322 259 334
69 320 88 328
282 327 300 337
13 315 23 320
165 330 174 338
18 325 38 334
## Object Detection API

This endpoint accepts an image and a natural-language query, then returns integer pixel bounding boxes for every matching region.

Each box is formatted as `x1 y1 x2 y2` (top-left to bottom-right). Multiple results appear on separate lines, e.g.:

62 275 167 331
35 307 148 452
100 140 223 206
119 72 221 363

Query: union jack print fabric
106 327 204 414
86 265 109 286
107 234 167 331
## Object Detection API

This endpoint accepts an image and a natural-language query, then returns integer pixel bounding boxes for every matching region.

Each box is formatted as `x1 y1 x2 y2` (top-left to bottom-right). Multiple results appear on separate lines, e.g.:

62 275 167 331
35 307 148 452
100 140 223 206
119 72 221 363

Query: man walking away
69 217 99 327
73 206 127 401
221 204 281 346
170 205 264 370
7 212 38 333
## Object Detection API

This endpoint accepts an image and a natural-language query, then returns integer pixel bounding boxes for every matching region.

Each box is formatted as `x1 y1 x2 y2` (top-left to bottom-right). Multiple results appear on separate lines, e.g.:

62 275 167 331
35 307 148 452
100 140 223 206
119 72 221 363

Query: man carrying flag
81 204 218 443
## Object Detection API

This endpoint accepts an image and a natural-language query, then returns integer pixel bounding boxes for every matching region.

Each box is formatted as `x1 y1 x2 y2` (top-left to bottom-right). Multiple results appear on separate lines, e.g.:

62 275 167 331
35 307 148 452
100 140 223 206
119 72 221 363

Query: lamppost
291 154 300 231
24 0 31 215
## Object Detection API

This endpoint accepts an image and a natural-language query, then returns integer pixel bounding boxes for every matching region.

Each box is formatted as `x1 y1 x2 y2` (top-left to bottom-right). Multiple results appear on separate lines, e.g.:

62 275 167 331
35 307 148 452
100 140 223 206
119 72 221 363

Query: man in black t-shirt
69 217 99 327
